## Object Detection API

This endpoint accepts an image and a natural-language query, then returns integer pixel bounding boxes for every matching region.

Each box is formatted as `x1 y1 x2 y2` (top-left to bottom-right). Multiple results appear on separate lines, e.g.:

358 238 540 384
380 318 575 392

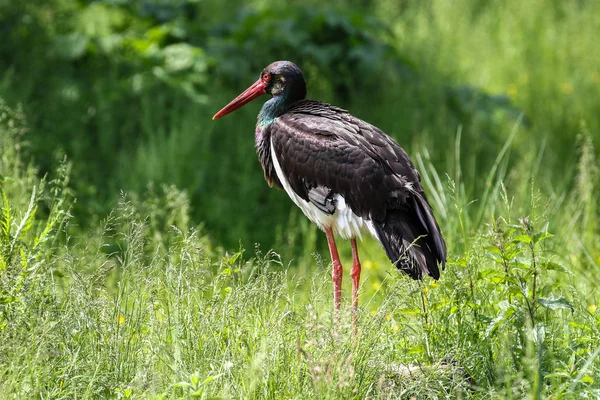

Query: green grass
2 100 600 398
1 0 600 398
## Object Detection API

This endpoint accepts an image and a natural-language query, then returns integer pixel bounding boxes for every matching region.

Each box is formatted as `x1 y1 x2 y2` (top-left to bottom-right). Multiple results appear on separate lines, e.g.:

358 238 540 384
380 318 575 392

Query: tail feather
374 191 446 280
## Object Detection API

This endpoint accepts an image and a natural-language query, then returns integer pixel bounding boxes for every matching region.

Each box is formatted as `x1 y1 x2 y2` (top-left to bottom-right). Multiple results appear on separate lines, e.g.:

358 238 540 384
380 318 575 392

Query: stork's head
212 61 306 120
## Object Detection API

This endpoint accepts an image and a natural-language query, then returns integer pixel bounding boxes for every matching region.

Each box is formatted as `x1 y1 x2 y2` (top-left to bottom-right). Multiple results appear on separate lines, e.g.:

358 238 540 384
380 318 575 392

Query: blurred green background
1 0 599 255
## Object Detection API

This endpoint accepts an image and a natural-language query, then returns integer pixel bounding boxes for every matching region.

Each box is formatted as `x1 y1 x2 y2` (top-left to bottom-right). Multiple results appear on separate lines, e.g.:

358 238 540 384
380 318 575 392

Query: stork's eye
262 72 271 82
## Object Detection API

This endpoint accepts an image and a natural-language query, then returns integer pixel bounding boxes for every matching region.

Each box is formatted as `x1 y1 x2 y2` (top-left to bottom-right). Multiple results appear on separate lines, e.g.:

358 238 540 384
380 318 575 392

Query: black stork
213 61 446 326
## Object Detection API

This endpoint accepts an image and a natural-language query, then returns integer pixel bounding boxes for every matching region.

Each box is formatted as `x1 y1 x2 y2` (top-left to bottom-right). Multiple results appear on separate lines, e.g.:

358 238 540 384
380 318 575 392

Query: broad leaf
537 297 574 312
513 234 532 244
484 301 514 339
543 261 572 275
533 232 554 244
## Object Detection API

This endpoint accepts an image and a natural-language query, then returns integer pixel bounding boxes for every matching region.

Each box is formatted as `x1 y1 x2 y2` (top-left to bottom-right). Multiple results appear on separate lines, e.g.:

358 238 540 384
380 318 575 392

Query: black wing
268 100 446 279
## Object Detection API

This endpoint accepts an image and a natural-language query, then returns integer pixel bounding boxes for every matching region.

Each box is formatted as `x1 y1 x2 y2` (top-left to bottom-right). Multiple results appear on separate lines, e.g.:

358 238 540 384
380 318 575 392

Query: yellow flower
118 315 125 324
386 314 391 320
370 309 377 316
393 324 399 333
588 305 596 313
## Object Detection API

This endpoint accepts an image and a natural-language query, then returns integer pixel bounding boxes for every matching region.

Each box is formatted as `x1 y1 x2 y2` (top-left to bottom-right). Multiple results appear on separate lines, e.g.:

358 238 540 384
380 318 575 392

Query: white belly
270 140 377 240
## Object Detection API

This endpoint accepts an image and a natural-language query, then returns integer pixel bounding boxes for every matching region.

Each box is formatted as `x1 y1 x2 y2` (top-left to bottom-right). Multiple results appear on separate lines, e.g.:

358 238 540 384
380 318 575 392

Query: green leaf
173 382 194 389
544 372 571 379
484 313 504 340
10 186 37 252
190 372 200 387
505 247 524 260
20 203 37 235
408 344 425 354
508 285 523 296
202 374 220 385
542 261 572 275
484 301 514 339
533 232 553 244
513 234 532 244
34 211 63 248
478 268 504 279
0 295 19 304
486 246 501 255
398 307 421 315
569 321 592 331
225 252 242 266
537 297 574 312
0 188 10 241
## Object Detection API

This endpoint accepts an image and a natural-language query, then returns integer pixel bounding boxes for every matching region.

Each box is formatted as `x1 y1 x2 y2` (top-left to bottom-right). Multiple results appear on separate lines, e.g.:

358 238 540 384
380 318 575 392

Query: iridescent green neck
257 94 290 127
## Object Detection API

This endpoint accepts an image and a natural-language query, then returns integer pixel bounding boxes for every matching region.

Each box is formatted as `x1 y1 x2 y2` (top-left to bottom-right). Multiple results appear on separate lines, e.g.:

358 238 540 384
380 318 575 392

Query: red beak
212 79 267 120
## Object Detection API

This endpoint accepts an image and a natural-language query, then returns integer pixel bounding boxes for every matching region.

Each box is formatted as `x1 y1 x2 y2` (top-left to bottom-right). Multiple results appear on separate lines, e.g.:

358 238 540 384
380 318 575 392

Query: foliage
1 100 600 398
1 0 600 397
208 6 412 98
0 0 549 251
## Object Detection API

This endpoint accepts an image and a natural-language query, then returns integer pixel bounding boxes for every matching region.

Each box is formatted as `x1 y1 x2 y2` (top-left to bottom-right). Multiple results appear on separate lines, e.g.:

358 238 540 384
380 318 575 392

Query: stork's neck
257 81 306 128
257 95 289 128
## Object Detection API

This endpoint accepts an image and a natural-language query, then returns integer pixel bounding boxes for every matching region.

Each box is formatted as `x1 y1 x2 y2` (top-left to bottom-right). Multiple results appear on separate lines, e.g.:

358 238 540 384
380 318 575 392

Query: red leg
325 227 343 314
350 238 361 331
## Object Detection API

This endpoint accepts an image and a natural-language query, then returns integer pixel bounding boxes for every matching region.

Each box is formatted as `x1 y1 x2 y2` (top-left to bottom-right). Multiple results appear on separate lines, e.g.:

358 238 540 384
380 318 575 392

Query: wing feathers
266 100 446 279
307 186 336 215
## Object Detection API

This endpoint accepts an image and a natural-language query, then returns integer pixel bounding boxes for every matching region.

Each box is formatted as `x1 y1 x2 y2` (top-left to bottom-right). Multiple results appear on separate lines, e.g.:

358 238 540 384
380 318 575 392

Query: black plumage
263 100 446 279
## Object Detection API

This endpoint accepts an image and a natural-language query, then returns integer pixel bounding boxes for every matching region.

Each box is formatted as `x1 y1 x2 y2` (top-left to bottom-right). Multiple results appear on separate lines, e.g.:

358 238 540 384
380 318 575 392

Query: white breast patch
270 139 377 240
